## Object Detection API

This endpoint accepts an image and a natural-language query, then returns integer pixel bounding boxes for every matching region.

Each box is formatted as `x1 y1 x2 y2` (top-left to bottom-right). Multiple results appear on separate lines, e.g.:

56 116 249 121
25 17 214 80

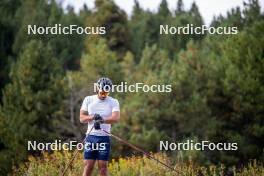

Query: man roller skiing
80 77 120 176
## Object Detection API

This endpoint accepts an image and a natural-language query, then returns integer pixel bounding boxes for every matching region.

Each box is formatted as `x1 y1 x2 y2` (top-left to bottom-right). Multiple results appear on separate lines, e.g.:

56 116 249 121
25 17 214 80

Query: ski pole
101 129 181 175
61 126 94 176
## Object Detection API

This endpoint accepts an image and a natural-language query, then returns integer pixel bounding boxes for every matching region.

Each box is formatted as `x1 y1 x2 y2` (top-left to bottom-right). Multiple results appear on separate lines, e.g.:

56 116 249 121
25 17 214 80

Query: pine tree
0 0 22 98
49 4 84 70
0 40 63 173
243 0 262 25
85 0 129 59
132 0 141 17
188 2 204 41
129 2 149 61
117 45 172 153
13 0 50 53
212 20 264 164
189 2 203 25
175 0 184 15
158 0 171 20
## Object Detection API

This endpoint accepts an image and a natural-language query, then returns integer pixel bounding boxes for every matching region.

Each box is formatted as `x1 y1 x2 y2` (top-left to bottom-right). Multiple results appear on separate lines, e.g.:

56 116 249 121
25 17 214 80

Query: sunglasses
98 91 109 97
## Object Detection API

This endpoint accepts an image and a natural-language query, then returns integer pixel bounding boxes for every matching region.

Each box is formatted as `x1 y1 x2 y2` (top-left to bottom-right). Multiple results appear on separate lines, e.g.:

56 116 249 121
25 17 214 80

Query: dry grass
12 151 264 176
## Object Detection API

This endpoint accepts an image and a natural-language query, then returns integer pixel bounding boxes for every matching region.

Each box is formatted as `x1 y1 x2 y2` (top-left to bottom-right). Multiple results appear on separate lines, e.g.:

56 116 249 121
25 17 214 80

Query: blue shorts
84 135 111 161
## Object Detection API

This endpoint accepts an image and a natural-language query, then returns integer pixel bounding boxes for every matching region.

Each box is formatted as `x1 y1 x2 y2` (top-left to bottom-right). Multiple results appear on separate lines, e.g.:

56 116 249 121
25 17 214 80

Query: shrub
13 151 264 176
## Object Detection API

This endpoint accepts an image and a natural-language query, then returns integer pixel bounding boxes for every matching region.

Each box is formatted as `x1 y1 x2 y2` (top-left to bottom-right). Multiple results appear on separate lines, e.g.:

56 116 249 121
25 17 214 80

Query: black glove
93 114 103 130
93 114 103 122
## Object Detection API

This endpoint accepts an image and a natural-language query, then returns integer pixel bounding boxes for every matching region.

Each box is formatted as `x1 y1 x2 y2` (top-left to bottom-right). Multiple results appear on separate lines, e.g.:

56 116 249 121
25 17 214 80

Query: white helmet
96 77 112 92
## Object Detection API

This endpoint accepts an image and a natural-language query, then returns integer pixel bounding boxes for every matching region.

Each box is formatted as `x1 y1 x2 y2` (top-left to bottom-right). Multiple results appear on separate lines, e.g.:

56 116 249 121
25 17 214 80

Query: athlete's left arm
103 111 120 124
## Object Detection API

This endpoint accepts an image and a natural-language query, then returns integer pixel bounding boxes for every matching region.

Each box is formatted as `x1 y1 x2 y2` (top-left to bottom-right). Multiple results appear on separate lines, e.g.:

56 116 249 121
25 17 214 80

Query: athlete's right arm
80 110 94 123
